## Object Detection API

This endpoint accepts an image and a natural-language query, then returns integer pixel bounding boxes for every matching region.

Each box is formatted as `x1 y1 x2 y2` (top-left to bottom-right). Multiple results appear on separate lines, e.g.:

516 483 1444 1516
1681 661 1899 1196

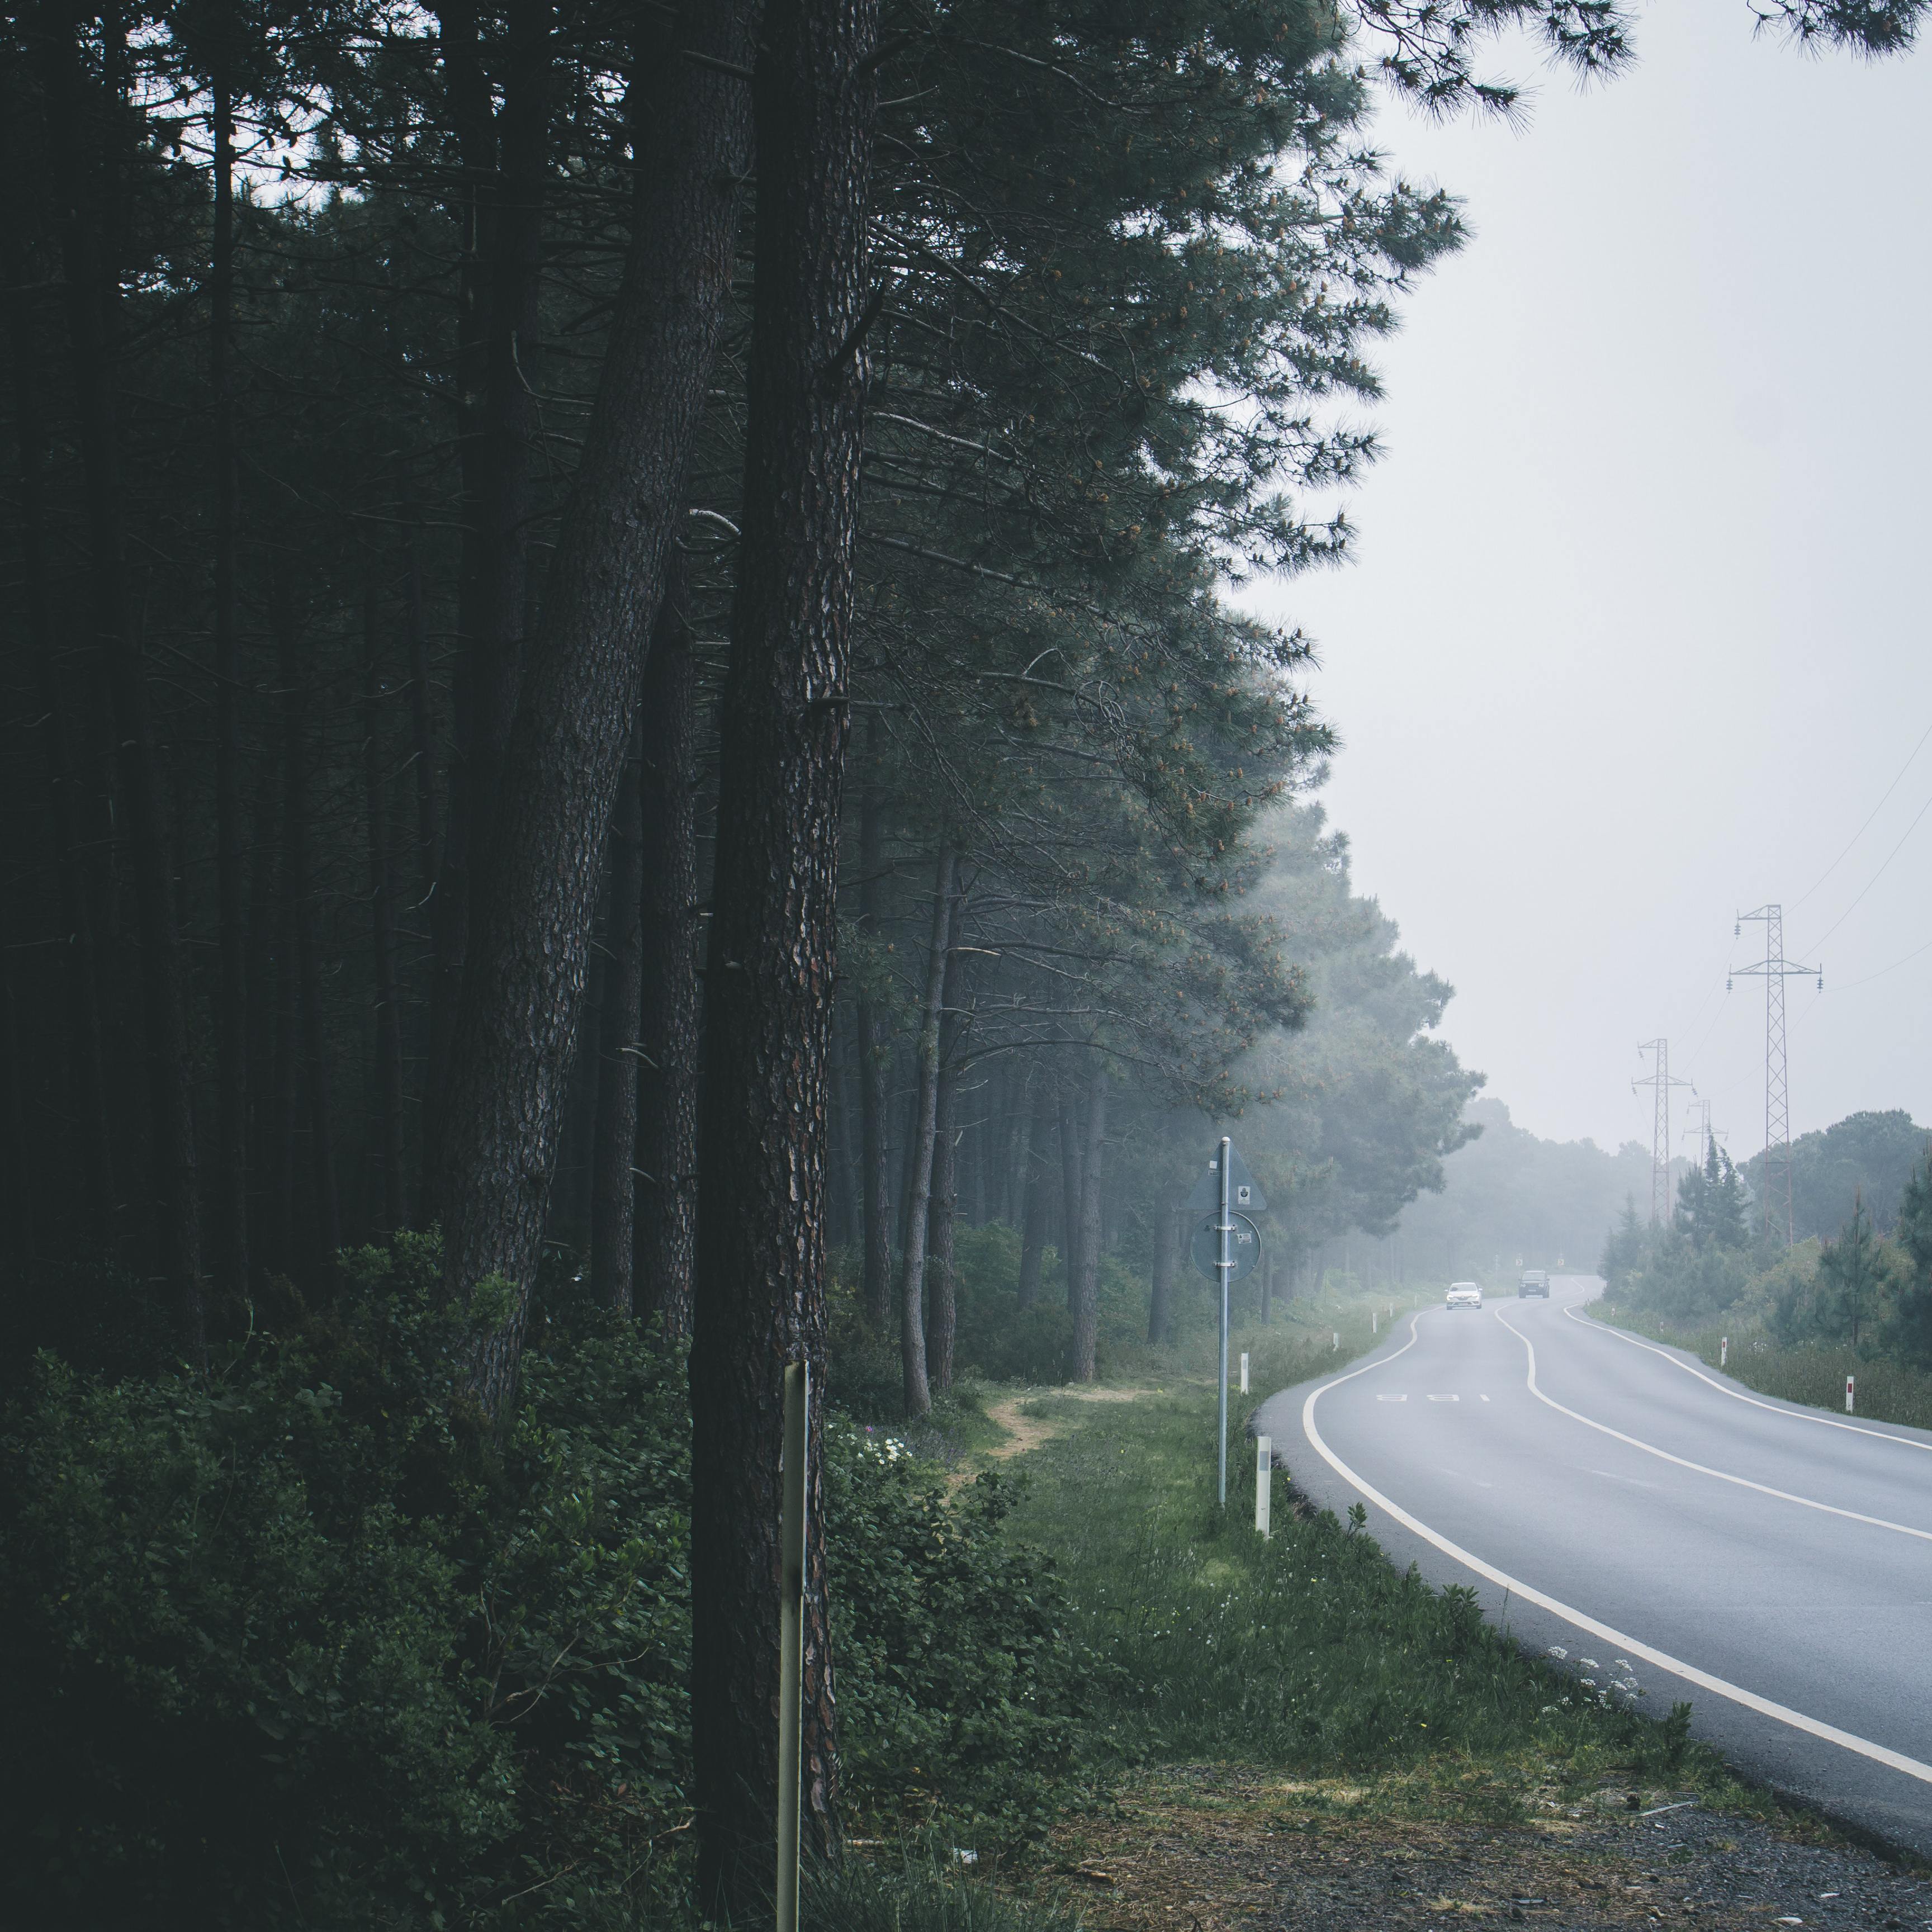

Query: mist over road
1252 1279 1932 1855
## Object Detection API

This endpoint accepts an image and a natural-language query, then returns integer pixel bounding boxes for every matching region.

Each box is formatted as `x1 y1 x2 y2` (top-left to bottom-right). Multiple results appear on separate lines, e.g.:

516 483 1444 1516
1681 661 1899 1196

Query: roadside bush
0 1234 1086 1926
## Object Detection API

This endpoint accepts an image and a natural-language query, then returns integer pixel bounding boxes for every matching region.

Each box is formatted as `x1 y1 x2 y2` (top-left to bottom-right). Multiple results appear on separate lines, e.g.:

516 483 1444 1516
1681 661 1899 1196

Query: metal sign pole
1218 1134 1231 1509
776 1361 809 1932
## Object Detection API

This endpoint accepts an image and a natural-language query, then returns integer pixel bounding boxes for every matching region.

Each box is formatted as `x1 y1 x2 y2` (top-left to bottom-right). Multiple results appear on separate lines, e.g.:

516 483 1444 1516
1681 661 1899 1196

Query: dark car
1518 1270 1550 1299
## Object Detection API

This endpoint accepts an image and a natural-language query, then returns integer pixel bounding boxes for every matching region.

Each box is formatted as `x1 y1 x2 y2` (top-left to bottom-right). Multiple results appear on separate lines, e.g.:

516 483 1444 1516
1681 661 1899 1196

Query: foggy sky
1248 6 1932 1159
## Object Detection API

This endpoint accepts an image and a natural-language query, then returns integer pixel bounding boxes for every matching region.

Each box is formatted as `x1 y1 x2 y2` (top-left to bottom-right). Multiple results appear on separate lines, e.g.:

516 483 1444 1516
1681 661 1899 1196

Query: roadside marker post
1332 1330 1338 1351
1372 1311 1378 1335
1186 1139 1266 1511
1255 1436 1272 1538
1846 1375 1855 1415
776 1362 809 1932
1721 1336 1729 1369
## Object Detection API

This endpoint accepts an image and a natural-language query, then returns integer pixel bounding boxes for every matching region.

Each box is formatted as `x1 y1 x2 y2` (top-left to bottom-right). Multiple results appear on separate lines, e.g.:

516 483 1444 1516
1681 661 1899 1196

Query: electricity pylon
1633 1040 1691 1227
1731 905 1822 1246
1682 1097 1713 1169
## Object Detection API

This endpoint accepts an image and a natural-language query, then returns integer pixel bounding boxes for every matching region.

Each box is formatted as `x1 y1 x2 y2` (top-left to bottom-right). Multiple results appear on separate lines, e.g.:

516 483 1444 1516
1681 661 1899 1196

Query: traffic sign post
1187 1138 1267 1509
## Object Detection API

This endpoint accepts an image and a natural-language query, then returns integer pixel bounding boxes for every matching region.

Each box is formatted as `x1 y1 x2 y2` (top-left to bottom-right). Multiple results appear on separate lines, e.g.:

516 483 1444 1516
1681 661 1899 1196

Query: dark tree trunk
364 588 409 1235
590 726 644 1311
432 1 760 1410
244 746 281 1273
423 0 553 1191
1 210 115 1228
1059 1082 1085 1313
404 528 441 913
688 0 878 1907
0 959 29 1262
924 931 966 1394
634 557 700 1337
1016 1076 1050 1309
267 795 298 1280
39 31 205 1356
1071 1067 1107 1380
1149 1202 1175 1346
895 847 953 1417
855 732 894 1324
280 596 341 1262
210 61 248 1304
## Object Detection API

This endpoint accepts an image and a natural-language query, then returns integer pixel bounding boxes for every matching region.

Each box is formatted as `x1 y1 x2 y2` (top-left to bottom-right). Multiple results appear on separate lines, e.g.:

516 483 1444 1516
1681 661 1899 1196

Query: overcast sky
1246 6 1932 1159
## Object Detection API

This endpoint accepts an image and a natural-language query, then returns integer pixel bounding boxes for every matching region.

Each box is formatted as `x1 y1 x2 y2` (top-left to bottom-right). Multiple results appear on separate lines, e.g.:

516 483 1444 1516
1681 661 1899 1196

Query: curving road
1251 1277 1932 1855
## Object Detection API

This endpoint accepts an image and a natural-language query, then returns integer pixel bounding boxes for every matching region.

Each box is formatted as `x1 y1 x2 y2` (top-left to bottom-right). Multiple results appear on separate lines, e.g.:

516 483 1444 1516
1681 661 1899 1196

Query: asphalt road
1251 1277 1932 1857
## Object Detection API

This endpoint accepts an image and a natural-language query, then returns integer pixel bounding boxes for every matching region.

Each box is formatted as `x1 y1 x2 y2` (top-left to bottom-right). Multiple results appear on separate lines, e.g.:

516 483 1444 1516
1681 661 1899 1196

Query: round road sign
1190 1211 1262 1284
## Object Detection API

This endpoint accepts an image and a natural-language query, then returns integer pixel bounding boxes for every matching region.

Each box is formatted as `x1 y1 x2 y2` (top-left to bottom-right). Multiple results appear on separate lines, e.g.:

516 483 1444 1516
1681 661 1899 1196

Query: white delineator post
1239 1351 1249 1394
1332 1330 1338 1351
1255 1436 1272 1538
1721 1336 1728 1368
1846 1375 1855 1414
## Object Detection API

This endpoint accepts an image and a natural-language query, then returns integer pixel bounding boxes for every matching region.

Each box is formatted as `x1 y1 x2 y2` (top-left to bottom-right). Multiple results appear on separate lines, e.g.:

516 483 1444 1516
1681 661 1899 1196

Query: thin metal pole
776 1361 809 1932
1217 1134 1230 1509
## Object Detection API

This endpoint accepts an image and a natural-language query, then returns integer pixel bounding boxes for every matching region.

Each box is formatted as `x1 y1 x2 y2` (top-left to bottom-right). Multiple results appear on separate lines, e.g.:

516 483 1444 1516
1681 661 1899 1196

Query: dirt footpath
1043 1769 1930 1931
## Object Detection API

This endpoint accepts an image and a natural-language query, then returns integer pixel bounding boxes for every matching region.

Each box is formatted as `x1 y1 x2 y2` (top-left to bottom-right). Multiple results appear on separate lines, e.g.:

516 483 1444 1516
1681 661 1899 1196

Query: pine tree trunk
433 2 760 1411
895 847 953 1417
0 960 29 1262
1149 1201 1175 1345
1060 1083 1085 1313
245 746 281 1273
924 939 965 1394
634 559 700 1336
855 732 894 1324
1016 1077 1050 1309
364 587 409 1235
590 726 643 1311
39 30 205 1355
1 217 115 1229
281 595 341 1262
210 60 248 1304
1071 1067 1107 1380
688 0 878 1904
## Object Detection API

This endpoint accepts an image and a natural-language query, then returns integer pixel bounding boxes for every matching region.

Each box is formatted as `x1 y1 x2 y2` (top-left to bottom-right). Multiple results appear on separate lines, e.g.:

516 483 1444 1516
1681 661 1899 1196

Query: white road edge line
1300 1318 1932 1792
1560 1294 1932 1456
1491 1309 1932 1547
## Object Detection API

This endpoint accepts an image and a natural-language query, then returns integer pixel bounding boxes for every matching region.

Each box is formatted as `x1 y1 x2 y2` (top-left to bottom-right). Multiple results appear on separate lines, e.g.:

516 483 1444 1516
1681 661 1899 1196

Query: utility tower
1731 905 1822 1246
1633 1040 1691 1227
1682 1097 1713 1170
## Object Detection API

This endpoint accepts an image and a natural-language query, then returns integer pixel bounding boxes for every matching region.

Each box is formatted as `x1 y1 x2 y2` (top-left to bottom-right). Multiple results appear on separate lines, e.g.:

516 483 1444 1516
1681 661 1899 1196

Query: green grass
1591 1304 1932 1432
1002 1372 1747 1809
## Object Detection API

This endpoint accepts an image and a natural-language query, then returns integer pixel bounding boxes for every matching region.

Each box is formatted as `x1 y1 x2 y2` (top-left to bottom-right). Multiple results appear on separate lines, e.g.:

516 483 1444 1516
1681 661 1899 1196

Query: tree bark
924 929 966 1394
590 726 644 1311
895 846 953 1417
1149 1202 1175 1346
1071 1067 1107 1380
364 586 409 1236
688 0 878 1906
854 726 894 1325
1016 1077 1051 1311
1059 1082 1085 1313
244 745 282 1273
0 191 115 1229
39 28 205 1356
634 555 700 1337
279 593 341 1263
210 58 248 1304
432 0 760 1410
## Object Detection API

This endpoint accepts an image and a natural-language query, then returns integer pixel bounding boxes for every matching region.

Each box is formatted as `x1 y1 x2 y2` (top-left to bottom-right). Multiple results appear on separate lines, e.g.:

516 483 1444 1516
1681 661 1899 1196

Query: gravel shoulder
1038 1767 1931 1930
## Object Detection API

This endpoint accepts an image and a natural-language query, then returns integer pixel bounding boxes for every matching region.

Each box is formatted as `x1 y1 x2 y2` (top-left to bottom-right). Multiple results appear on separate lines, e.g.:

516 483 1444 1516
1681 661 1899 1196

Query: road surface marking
1561 1300 1932 1458
1495 1309 1932 1549
1429 1393 1459 1402
1480 1394 1491 1403
1300 1323 1932 1792
1377 1393 1408 1402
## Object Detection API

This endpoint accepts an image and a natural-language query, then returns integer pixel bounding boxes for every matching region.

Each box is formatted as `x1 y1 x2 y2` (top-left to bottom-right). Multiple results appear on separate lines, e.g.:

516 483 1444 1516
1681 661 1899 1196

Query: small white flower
1547 1646 1569 1660
1580 1658 1600 1670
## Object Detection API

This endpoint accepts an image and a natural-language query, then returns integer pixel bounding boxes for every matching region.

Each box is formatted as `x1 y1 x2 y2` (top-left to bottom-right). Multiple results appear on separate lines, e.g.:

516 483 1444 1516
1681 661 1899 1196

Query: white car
1445 1281 1483 1310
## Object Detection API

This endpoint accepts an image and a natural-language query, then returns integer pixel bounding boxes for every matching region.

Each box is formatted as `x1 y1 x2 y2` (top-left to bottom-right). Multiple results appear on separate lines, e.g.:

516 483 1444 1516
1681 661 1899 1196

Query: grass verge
1589 1303 1932 1432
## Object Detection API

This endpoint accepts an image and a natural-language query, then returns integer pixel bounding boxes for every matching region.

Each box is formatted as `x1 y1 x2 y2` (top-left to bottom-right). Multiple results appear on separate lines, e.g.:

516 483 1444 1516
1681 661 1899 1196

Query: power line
1789 717 1932 915
1822 932 1932 996
1801 782 1932 955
